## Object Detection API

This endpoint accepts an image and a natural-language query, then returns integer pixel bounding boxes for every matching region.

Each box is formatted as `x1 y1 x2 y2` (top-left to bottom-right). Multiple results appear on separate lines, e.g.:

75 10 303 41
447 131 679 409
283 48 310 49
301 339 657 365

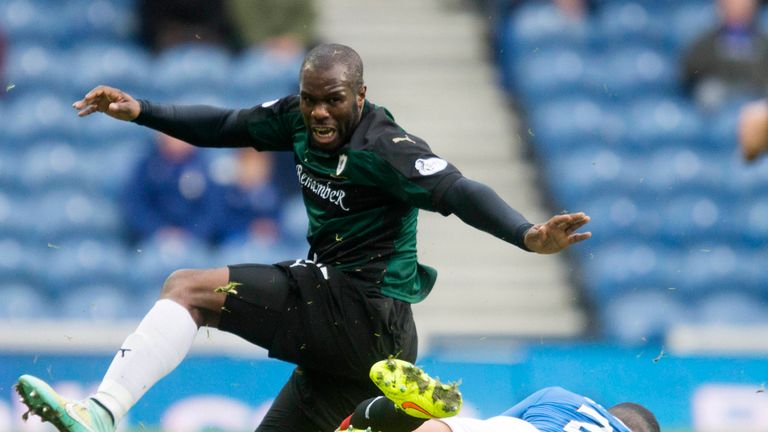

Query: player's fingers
77 105 100 117
83 86 120 106
565 217 590 234
548 214 572 228
82 87 106 104
568 232 592 244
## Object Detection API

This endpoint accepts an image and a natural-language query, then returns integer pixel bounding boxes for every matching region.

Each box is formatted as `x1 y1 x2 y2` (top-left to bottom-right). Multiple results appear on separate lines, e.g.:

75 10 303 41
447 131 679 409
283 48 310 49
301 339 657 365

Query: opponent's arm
73 85 252 148
440 177 591 254
739 99 768 162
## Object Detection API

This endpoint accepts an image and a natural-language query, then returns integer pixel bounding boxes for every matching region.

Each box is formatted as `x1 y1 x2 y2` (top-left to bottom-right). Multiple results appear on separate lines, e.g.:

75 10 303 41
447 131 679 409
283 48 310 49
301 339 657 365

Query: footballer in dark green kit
16 44 591 432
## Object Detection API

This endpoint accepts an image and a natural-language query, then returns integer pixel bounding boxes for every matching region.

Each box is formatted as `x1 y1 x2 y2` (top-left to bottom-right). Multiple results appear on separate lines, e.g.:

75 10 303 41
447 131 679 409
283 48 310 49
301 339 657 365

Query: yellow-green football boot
369 358 462 419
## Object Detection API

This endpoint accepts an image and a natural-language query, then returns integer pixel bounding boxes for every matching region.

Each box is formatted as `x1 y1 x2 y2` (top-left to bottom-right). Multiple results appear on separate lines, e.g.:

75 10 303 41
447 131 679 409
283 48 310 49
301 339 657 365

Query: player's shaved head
609 402 660 432
301 43 364 91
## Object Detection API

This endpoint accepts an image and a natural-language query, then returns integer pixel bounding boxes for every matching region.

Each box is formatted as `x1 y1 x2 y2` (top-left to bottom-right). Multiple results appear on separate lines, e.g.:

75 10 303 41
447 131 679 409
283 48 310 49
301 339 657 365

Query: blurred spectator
121 133 223 245
226 0 317 56
739 99 768 161
552 0 592 19
216 148 283 244
138 0 241 53
682 0 768 110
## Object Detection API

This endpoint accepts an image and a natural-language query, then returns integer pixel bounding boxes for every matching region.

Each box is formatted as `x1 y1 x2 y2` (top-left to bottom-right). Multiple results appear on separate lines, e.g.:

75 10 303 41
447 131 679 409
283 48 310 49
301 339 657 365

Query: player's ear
357 85 367 109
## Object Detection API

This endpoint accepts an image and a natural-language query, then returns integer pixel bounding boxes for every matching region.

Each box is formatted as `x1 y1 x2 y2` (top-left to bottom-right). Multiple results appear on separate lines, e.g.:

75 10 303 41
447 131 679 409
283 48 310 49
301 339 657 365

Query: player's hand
738 100 768 162
72 85 140 121
524 212 591 254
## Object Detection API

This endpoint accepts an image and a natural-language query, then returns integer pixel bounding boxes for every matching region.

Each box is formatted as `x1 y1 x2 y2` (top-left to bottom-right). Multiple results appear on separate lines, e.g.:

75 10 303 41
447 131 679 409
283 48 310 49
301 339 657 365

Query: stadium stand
0 0 306 322
2 0 767 349
496 0 768 344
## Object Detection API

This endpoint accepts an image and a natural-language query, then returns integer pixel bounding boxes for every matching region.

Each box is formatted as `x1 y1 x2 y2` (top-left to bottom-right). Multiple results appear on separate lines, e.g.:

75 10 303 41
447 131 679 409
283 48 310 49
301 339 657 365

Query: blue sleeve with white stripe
500 387 631 432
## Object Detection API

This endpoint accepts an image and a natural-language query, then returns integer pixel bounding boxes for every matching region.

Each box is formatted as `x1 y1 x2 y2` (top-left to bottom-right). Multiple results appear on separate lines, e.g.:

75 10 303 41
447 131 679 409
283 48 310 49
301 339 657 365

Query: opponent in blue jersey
336 359 660 432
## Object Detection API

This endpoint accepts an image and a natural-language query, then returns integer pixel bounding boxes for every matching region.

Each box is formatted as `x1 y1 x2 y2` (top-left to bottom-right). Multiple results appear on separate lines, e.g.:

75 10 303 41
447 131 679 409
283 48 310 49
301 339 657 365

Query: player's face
300 64 366 151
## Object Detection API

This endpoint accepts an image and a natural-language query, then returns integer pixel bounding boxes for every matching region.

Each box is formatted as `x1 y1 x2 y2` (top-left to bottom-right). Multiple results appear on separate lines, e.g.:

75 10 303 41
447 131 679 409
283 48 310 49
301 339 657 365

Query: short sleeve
244 95 304 151
368 131 462 213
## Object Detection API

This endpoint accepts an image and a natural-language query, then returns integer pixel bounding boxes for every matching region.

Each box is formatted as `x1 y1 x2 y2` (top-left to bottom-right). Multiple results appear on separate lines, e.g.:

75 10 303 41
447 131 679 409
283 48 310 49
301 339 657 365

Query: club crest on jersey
336 154 348 176
415 158 448 176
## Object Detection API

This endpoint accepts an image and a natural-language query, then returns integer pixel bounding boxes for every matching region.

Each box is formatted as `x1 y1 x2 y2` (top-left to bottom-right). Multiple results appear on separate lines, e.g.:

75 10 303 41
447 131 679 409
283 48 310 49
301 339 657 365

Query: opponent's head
608 402 660 432
299 43 367 151
718 0 757 27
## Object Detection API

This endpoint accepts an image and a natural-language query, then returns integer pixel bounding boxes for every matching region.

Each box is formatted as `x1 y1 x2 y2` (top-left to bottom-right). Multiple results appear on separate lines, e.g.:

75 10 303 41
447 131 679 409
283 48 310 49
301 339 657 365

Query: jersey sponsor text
296 164 350 211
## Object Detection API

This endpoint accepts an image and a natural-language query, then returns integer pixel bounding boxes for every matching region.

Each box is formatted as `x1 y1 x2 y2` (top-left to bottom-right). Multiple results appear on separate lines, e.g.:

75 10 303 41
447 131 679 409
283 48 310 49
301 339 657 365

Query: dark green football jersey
242 95 462 303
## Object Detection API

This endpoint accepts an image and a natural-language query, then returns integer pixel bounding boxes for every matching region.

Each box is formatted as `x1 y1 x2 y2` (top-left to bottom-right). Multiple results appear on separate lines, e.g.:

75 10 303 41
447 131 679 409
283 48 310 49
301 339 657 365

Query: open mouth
312 126 337 143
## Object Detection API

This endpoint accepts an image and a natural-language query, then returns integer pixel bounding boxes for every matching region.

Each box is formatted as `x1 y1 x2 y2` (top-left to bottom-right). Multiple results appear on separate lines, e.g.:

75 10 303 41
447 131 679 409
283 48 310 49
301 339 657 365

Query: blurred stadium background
1 0 767 430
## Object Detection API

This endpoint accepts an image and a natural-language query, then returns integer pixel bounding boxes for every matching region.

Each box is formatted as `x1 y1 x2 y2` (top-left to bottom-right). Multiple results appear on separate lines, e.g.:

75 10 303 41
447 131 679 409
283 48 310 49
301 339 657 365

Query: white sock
92 299 198 424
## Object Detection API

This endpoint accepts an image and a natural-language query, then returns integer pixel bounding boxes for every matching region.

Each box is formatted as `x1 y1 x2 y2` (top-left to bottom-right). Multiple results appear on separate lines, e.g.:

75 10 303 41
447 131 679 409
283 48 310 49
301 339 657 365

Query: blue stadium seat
132 236 212 289
151 44 233 98
641 148 726 198
33 188 123 238
77 111 154 147
579 194 646 245
601 290 692 344
739 194 768 247
512 48 594 103
62 0 136 43
694 292 768 325
215 238 297 268
0 237 44 288
580 241 678 301
735 246 768 294
69 42 153 96
596 45 678 99
3 92 81 143
0 0 72 47
0 150 23 192
60 284 139 320
0 282 54 320
721 153 768 197
4 43 73 97
0 193 39 241
667 2 717 55
596 1 669 48
706 102 744 152
229 48 302 106
505 2 592 51
677 244 745 298
78 141 149 198
544 149 637 209
624 96 705 145
16 140 84 192
43 237 131 296
529 96 607 153
498 2 593 91
657 194 726 246
279 194 309 245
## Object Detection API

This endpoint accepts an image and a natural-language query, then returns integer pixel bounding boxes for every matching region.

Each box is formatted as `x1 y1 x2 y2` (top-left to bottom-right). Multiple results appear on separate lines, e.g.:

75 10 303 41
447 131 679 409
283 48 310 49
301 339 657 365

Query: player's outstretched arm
73 85 255 149
440 177 590 253
523 212 591 254
73 85 141 121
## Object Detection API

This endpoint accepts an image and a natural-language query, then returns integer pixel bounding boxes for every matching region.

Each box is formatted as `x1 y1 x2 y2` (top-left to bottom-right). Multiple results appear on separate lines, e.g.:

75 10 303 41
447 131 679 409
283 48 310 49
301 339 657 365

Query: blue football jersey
500 387 631 432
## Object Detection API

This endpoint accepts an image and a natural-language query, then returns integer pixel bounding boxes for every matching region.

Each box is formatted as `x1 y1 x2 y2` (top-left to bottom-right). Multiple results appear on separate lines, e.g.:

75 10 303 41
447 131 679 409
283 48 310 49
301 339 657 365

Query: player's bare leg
16 267 230 431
